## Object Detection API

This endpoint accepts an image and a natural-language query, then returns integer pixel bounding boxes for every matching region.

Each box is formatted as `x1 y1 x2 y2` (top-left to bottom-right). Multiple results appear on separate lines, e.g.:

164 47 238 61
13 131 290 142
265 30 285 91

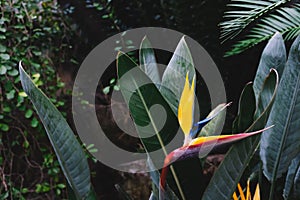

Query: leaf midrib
132 78 186 200
271 67 300 183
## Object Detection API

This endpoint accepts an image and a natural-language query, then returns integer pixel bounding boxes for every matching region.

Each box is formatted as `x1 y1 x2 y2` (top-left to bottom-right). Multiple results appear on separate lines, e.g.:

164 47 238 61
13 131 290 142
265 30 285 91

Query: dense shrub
0 0 76 198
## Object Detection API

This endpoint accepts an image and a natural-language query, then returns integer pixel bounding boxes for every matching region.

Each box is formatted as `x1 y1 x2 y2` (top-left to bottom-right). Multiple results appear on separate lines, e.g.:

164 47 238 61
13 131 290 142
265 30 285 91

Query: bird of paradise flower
159 72 268 199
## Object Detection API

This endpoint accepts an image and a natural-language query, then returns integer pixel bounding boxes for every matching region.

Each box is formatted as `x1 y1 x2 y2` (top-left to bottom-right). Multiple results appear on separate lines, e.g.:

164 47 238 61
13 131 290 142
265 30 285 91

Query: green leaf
283 155 300 199
25 109 33 118
253 32 286 104
30 117 39 128
8 69 18 76
202 69 278 200
220 0 289 43
199 103 228 137
0 65 7 75
0 44 6 52
19 63 94 199
232 82 256 132
139 36 160 85
6 90 15 100
117 52 184 198
102 86 110 94
160 36 196 114
117 52 180 152
255 68 279 119
260 35 300 184
221 2 300 56
0 53 10 60
0 123 9 131
293 164 300 198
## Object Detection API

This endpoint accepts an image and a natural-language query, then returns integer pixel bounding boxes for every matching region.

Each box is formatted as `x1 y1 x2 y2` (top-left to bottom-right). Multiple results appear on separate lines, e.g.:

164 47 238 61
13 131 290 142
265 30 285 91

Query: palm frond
220 0 291 43
225 4 300 56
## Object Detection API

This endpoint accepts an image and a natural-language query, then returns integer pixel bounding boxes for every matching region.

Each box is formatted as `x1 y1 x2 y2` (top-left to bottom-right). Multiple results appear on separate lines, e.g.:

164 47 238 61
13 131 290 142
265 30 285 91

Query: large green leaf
160 37 196 114
19 63 94 199
139 36 160 85
117 52 186 199
232 82 256 133
260 35 300 184
253 32 286 104
202 69 278 200
283 155 300 199
117 52 180 152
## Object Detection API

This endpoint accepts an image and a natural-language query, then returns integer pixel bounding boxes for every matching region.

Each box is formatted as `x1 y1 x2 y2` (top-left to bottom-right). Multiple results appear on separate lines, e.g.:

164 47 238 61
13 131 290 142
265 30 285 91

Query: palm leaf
220 0 290 43
19 63 94 199
225 4 300 56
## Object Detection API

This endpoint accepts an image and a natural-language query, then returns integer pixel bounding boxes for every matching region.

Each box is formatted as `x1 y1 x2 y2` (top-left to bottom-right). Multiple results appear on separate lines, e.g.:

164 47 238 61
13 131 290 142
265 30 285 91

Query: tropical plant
19 32 300 200
221 0 300 56
19 63 96 199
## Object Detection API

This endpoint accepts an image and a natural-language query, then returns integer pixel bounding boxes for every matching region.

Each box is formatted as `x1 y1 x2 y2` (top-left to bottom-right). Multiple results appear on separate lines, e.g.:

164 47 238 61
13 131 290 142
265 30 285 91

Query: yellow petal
253 184 260 200
238 183 246 200
233 192 238 200
246 180 251 200
178 72 195 136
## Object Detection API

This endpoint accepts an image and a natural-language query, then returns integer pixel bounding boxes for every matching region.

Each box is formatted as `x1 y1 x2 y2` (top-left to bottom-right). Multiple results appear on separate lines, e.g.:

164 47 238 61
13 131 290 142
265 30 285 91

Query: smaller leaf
31 117 39 128
103 86 110 94
283 155 300 199
232 82 255 132
8 69 18 76
25 109 33 118
139 36 160 85
0 123 9 131
253 32 286 103
0 66 7 75
0 53 10 60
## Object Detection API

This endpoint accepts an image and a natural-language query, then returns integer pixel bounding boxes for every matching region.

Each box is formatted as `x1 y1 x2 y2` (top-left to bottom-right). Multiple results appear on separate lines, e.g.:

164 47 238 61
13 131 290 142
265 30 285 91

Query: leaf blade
19 63 93 199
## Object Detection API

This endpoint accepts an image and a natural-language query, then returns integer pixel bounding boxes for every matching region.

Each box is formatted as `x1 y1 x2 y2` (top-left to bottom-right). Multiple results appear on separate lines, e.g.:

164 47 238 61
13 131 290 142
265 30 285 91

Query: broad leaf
117 52 185 199
255 68 279 119
253 32 286 104
232 82 256 132
139 36 161 85
202 69 278 200
160 37 196 114
260 35 300 182
117 52 180 152
19 63 93 199
283 155 300 199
